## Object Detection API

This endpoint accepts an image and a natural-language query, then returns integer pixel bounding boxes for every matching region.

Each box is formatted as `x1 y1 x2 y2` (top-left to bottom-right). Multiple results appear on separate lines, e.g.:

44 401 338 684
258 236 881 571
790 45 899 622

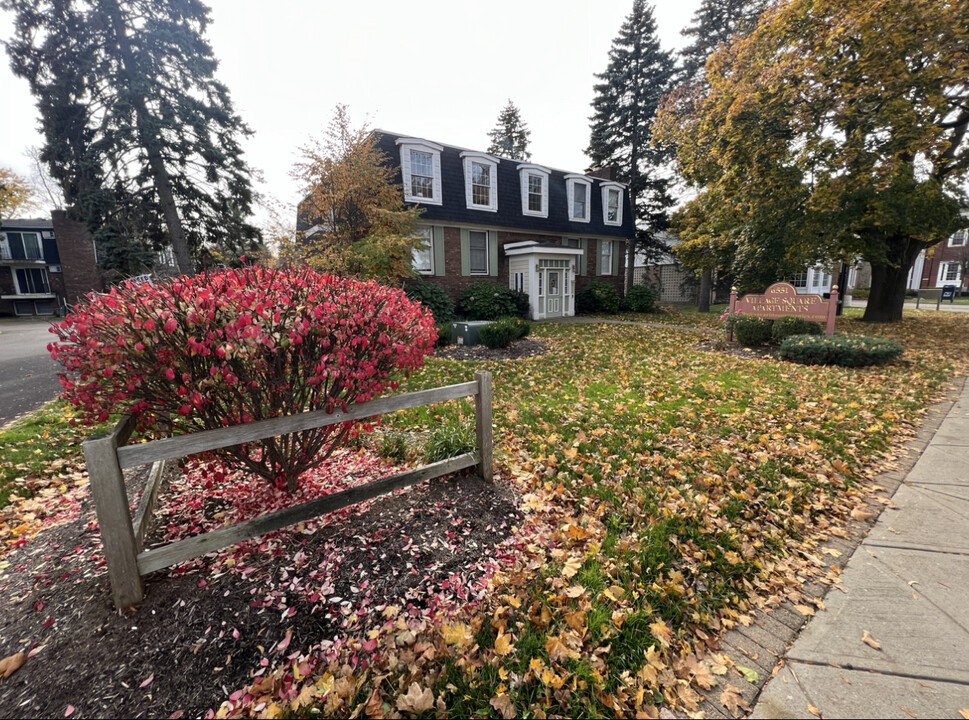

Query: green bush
503 316 531 339
376 431 410 462
733 315 774 346
625 284 657 313
458 281 519 320
778 334 904 367
404 281 456 325
436 324 452 347
480 319 518 349
511 289 530 318
424 423 476 464
852 287 870 299
771 316 823 343
576 280 621 315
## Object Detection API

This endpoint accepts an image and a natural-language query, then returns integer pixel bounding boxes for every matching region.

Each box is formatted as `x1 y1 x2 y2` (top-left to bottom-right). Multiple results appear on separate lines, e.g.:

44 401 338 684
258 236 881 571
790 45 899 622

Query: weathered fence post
474 371 494 482
83 416 144 608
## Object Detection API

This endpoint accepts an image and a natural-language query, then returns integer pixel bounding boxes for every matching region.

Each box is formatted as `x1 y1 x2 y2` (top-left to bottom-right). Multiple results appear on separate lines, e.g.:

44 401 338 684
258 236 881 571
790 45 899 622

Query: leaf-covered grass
0 402 100 509
312 311 969 718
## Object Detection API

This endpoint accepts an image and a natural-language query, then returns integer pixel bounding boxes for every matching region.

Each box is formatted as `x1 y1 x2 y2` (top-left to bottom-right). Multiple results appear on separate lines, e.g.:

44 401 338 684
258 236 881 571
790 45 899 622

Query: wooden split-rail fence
84 371 494 608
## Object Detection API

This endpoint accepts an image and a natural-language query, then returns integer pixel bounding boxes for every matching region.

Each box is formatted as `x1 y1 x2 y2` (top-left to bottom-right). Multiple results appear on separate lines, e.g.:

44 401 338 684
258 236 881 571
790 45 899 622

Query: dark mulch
435 338 548 362
0 466 520 719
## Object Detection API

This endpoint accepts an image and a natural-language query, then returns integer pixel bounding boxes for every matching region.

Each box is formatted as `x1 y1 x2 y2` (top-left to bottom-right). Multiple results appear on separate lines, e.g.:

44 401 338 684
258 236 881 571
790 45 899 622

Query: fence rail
84 371 494 608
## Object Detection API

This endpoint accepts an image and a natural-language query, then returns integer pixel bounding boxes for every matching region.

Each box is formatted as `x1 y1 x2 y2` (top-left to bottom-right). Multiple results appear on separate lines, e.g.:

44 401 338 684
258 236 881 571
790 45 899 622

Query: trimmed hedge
733 315 774 346
778 334 904 367
625 284 658 313
771 316 823 343
576 280 621 315
480 316 531 349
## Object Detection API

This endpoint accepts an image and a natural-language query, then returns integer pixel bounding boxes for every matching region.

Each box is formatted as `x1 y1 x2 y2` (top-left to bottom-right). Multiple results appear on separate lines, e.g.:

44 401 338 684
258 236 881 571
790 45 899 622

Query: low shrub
852 287 870 299
376 431 410 462
424 423 476 464
458 281 518 320
771 316 823 343
404 280 455 325
480 319 518 349
576 280 621 315
733 315 774 346
436 324 452 347
625 284 658 313
511 289 530 318
778 334 904 367
49 267 438 492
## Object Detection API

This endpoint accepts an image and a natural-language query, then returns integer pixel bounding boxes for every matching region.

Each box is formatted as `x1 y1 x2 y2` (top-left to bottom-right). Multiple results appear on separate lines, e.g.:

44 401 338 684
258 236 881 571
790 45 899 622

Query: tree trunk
101 0 195 277
863 239 923 323
626 237 636 295
697 269 712 313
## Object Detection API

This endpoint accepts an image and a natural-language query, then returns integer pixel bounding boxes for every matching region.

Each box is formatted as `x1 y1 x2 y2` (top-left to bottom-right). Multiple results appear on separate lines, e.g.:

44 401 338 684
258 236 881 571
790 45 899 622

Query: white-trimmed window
601 183 623 226
412 226 433 275
460 151 499 212
517 164 550 218
469 230 490 274
397 138 443 205
600 240 613 275
939 262 961 284
14 267 51 294
949 229 968 247
565 175 591 223
3 231 43 261
791 271 808 288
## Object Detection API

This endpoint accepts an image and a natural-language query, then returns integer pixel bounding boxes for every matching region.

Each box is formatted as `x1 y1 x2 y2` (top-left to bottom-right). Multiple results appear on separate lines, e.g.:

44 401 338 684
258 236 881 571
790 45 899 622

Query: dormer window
460 151 499 212
949 229 967 247
565 175 591 223
518 164 550 218
601 182 624 226
397 138 443 205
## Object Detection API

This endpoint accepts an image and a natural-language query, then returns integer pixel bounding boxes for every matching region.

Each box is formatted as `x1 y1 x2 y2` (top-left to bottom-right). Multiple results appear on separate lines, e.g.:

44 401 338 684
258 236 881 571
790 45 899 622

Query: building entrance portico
504 241 582 321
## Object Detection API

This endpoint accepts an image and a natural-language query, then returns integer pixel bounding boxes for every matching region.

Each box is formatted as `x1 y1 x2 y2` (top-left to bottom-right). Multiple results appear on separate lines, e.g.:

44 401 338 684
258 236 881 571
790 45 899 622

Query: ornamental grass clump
48 267 438 492
778 334 904 367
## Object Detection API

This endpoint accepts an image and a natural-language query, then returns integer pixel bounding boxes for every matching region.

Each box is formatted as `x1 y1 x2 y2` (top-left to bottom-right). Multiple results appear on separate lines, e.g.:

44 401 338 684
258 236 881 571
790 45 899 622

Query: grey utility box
451 321 492 347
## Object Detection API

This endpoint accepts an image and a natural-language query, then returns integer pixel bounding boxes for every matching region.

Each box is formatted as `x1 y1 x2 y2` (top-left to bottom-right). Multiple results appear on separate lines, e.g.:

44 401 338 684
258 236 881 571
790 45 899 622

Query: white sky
0 0 700 226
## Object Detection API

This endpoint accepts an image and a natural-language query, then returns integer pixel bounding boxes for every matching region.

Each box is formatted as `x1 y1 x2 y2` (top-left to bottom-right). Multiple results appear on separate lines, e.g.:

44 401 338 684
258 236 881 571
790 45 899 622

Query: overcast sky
0 0 701 226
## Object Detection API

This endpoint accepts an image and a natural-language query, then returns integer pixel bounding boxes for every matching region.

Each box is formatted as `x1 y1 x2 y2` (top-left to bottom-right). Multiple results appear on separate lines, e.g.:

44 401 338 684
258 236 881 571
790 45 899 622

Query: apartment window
397 138 443 205
600 240 613 276
15 267 51 294
565 175 591 222
949 229 968 247
412 227 433 274
942 262 960 282
472 163 491 206
469 230 489 274
460 152 499 212
564 237 585 275
5 232 42 260
791 271 808 288
518 164 550 218
604 187 623 225
514 272 524 292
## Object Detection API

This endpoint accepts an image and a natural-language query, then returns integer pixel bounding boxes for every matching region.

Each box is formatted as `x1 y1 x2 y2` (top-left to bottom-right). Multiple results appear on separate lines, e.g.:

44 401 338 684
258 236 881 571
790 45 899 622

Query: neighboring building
0 211 103 317
633 233 699 304
910 227 969 292
298 130 635 321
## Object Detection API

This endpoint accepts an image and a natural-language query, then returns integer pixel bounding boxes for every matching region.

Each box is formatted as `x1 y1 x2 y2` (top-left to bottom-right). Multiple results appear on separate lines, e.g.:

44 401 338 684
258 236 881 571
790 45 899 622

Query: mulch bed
435 338 548 362
0 452 521 719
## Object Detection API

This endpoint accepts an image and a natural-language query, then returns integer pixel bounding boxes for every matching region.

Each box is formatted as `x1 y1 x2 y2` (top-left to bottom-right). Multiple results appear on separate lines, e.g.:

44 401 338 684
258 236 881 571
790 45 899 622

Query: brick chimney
586 166 618 182
51 210 104 304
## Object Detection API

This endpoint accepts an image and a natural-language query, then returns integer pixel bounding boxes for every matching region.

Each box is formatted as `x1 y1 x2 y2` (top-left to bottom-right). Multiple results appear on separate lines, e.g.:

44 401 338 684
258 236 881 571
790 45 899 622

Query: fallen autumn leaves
1 311 967 718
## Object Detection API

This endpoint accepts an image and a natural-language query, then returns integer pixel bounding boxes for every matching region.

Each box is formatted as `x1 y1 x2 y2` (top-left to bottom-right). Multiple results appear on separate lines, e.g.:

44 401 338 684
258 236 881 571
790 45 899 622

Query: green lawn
360 311 969 717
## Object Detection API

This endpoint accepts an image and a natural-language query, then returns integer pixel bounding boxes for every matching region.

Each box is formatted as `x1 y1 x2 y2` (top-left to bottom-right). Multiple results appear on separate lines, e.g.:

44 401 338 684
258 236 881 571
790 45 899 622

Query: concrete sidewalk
750 378 969 719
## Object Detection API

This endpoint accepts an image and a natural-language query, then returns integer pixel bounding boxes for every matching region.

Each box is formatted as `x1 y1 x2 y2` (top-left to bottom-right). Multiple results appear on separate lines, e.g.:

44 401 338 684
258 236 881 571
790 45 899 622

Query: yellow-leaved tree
288 105 423 285
656 0 969 323
0 167 39 224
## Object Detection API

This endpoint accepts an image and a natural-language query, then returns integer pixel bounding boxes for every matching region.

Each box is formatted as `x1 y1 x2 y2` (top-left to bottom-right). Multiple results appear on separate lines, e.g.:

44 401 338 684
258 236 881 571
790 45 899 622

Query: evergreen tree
487 100 531 161
3 0 262 276
588 0 677 292
680 0 769 81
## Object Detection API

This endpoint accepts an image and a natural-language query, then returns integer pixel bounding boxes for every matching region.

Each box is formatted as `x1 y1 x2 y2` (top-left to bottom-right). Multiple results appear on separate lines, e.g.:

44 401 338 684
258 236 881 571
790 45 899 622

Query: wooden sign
729 282 838 337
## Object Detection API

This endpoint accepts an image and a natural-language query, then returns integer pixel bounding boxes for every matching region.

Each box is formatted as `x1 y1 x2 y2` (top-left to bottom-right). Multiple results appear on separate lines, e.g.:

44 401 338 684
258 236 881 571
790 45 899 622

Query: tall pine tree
588 0 677 293
3 0 262 276
487 100 531 161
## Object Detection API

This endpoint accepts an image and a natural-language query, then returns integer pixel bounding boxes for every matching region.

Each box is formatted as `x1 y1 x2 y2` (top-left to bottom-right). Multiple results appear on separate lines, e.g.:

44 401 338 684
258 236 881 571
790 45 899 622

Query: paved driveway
0 319 64 427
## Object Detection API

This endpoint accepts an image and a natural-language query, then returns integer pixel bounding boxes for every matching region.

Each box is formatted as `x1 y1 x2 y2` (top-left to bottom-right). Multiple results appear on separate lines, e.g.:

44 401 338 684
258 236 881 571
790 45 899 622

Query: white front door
546 270 562 317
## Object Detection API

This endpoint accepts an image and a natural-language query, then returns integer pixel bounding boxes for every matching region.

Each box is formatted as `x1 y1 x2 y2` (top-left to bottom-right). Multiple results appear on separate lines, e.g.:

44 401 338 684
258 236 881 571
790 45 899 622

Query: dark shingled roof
373 130 634 240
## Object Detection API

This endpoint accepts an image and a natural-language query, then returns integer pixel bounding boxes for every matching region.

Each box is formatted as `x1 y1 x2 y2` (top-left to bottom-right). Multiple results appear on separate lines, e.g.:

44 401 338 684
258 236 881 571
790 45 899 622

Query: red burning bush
49 267 437 492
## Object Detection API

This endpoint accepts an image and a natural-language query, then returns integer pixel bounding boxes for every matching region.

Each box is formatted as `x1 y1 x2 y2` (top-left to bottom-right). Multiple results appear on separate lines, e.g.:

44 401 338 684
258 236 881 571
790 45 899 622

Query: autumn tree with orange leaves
656 0 969 322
